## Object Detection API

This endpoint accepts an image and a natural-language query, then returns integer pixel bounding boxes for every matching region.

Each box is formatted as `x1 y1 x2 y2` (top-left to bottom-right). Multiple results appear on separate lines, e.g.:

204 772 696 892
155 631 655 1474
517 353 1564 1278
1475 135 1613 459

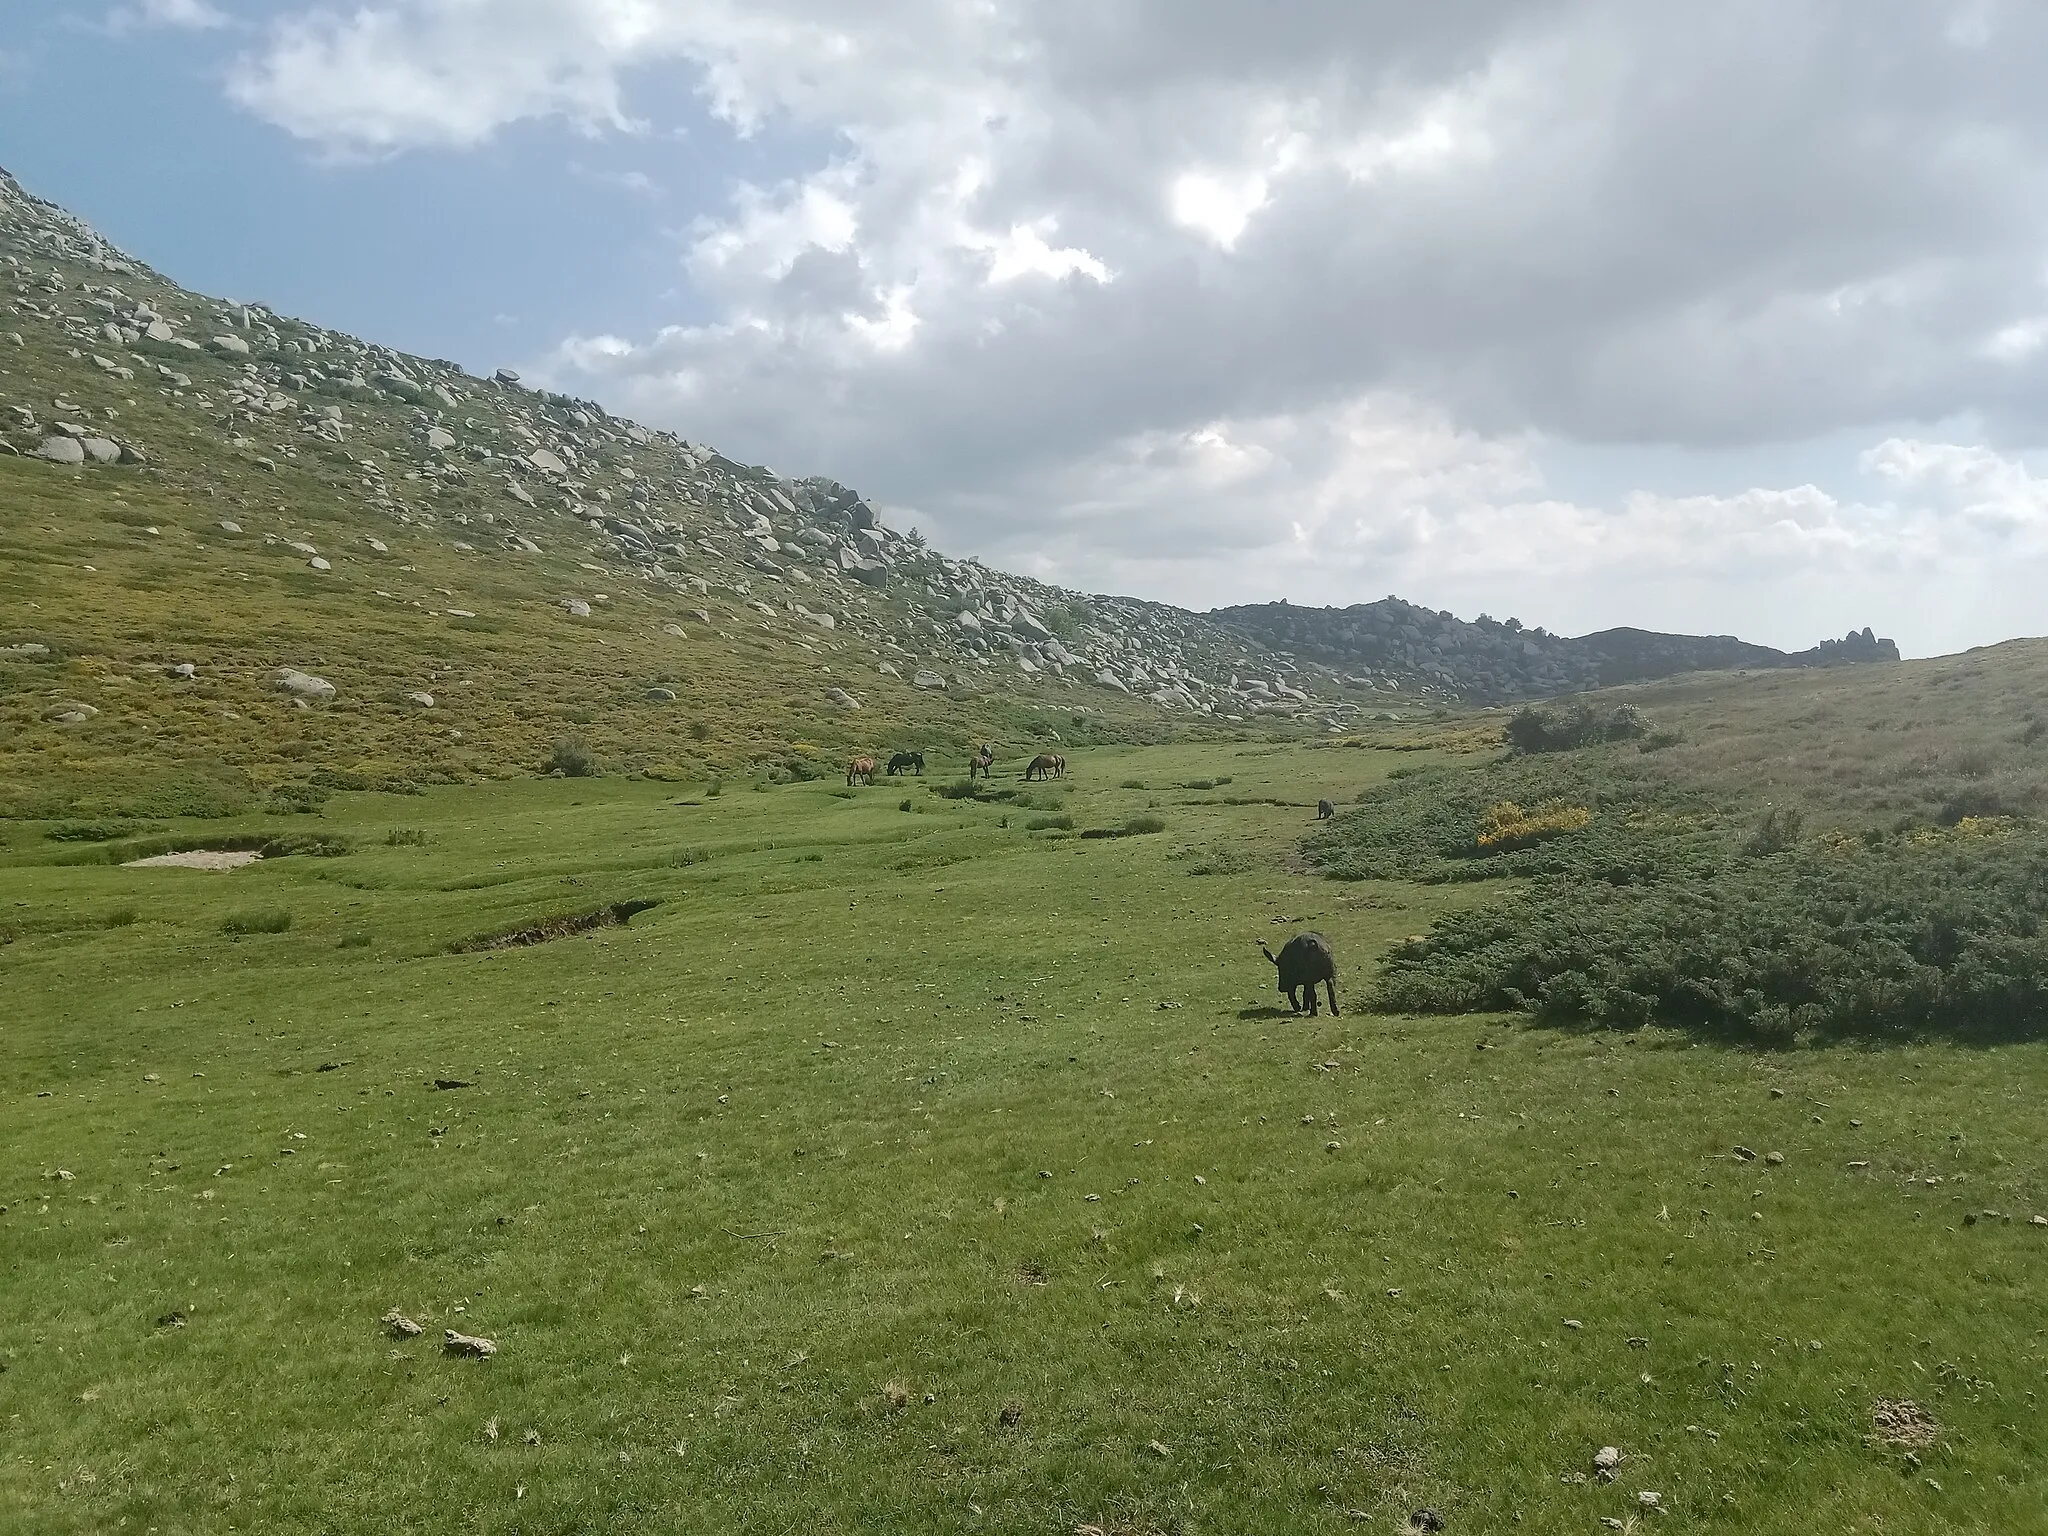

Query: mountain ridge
1209 598 1900 705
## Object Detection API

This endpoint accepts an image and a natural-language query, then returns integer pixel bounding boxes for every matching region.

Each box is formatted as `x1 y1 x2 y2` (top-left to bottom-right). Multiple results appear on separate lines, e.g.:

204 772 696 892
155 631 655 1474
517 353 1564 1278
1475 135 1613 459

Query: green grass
4 738 2044 1532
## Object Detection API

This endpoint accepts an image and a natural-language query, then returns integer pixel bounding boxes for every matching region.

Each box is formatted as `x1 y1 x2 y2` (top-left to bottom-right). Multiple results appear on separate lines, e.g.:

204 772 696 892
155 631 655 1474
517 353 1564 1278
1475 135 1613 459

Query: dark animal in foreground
847 755 877 786
969 743 997 779
1024 752 1066 781
1259 932 1339 1016
1317 799 1335 820
887 751 925 776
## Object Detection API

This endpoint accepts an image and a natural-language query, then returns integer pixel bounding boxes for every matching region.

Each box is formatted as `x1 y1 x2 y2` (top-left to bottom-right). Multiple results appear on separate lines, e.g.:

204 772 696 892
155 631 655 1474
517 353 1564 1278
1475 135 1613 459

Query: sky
8 2 2048 656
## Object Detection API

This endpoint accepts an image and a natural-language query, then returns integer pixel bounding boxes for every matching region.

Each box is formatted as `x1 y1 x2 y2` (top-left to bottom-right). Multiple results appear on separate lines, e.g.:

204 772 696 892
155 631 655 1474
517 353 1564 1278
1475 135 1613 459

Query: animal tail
1257 939 1279 966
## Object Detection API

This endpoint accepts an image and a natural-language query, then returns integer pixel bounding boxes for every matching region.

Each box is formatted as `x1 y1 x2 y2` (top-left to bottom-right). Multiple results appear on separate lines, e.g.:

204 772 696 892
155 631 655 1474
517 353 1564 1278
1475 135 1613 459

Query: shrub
1474 800 1593 852
1121 779 1147 790
338 932 371 949
101 906 138 928
266 782 328 815
1742 806 1803 857
935 779 982 800
46 821 140 843
546 738 598 778
1504 703 1652 755
1124 814 1167 835
1372 808 2048 1044
384 827 431 846
899 799 914 812
221 908 292 936
1026 814 1074 831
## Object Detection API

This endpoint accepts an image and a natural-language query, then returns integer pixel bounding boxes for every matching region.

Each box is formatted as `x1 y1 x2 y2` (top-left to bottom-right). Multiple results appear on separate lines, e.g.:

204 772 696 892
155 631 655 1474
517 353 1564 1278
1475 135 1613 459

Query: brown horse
846 755 876 786
968 743 996 780
1024 752 1065 781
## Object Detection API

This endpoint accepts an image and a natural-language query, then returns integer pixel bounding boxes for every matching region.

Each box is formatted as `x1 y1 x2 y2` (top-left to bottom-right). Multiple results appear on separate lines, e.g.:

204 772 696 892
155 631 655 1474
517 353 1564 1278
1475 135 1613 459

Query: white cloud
106 0 228 32
225 2 2048 650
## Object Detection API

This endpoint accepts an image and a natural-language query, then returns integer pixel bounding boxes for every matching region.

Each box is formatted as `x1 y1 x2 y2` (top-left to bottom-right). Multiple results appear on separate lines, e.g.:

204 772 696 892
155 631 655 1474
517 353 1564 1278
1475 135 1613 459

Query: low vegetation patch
1346 747 2048 1043
44 820 145 843
1473 799 1593 852
219 907 293 936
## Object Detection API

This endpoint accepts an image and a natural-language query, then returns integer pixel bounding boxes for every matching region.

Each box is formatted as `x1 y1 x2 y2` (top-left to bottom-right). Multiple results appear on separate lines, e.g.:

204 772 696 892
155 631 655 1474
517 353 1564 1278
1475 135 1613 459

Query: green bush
1124 814 1167 835
1026 814 1074 831
1742 807 1803 856
221 908 293 936
1372 817 2048 1044
547 738 599 778
266 782 329 815
1504 702 1651 755
46 821 141 843
384 827 431 846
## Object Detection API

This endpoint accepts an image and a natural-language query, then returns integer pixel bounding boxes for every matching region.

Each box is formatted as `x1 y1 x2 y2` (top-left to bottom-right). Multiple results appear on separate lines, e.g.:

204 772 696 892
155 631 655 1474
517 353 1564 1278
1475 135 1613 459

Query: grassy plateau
4 726 2045 1534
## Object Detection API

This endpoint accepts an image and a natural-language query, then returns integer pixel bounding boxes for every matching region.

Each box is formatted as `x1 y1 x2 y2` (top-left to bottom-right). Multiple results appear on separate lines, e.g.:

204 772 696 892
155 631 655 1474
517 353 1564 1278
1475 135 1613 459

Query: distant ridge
1209 598 1898 704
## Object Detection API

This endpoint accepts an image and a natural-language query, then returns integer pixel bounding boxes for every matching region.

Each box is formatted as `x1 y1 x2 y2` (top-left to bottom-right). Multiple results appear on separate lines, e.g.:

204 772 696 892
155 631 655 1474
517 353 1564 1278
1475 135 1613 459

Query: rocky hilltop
1210 598 1899 705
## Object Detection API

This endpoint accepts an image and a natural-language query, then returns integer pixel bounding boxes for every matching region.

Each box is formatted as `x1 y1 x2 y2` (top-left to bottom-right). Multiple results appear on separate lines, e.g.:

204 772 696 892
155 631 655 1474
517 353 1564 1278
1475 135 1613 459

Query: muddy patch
124 850 264 871
450 899 661 953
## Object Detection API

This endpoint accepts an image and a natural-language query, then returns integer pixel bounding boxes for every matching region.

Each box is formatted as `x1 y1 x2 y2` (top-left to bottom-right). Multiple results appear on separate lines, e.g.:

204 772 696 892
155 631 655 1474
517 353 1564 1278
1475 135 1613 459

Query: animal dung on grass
382 1308 423 1338
444 1329 498 1358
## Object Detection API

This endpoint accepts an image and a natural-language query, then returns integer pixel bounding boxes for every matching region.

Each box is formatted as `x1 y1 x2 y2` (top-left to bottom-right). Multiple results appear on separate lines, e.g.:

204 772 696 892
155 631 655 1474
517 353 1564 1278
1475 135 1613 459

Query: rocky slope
1210 598 1899 705
2 168 1421 817
0 165 1898 816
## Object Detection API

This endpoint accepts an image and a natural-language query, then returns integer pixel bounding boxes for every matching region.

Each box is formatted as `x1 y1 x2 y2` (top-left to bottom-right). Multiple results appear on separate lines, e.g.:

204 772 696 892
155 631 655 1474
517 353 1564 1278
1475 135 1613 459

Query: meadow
4 733 2044 1534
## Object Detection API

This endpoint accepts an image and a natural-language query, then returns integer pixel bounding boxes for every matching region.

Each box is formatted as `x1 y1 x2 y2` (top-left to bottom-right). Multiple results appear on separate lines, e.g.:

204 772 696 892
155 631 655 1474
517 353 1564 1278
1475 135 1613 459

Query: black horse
887 751 925 776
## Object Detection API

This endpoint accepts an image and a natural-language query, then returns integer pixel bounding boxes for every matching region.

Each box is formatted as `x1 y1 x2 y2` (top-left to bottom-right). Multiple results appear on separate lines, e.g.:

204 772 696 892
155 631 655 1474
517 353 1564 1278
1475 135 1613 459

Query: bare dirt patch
1870 1398 1941 1449
449 899 661 953
123 850 263 871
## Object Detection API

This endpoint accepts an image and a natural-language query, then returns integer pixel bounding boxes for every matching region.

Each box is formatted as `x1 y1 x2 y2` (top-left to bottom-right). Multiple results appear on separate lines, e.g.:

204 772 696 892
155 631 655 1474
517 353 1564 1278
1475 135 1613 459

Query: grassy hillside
0 166 1426 823
4 741 2043 1533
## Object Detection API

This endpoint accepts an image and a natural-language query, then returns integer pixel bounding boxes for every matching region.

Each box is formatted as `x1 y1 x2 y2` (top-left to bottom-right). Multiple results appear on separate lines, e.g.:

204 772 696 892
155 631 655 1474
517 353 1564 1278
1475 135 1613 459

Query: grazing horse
846 755 877 786
886 750 925 776
1316 799 1336 820
1024 752 1066 781
968 743 997 780
1259 932 1340 1016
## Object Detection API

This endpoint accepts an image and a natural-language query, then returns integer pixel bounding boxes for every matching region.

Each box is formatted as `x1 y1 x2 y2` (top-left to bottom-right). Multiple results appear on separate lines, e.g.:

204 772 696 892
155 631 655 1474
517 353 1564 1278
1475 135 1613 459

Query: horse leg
1325 978 1340 1016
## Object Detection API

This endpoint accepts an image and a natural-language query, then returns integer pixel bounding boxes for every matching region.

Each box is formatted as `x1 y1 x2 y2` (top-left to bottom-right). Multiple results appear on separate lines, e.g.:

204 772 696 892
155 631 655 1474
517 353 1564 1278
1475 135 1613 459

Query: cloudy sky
10 2 2048 654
